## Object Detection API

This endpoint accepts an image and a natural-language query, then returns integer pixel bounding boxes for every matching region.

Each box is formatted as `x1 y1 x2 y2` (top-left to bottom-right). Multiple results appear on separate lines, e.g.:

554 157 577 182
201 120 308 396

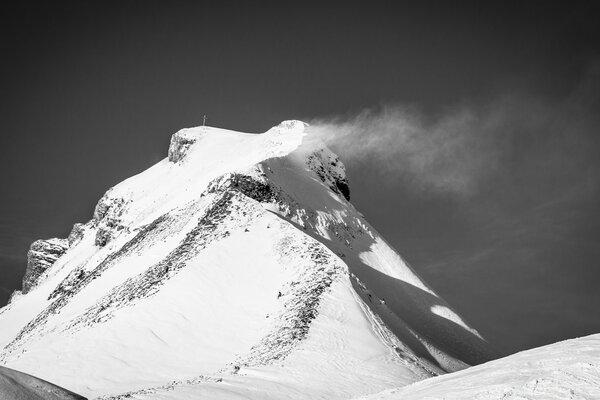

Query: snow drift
0 121 494 399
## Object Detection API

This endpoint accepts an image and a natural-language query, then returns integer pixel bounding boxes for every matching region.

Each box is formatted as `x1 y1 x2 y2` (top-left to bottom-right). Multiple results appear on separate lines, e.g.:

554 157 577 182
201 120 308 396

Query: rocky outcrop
233 237 344 368
67 223 86 246
18 222 87 296
22 238 69 294
206 173 276 203
306 148 350 201
7 290 22 305
93 194 128 247
168 129 198 162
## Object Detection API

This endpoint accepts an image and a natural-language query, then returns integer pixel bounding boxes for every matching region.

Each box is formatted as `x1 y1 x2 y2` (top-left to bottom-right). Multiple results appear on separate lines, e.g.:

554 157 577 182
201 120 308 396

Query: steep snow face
0 121 492 399
357 333 600 400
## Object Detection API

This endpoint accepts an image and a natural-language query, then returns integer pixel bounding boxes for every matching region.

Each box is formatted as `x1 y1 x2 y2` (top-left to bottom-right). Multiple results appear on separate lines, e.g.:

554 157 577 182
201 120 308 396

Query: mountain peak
0 122 493 400
168 120 308 163
270 119 309 133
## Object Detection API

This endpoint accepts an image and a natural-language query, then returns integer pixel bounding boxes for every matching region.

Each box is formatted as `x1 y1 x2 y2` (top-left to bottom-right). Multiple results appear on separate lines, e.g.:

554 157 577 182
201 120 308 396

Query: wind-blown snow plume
309 104 502 196
309 66 600 198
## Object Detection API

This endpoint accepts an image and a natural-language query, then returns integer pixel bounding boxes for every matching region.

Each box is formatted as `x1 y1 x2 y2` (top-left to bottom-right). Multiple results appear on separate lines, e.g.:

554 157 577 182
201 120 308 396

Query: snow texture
0 365 86 400
357 333 600 400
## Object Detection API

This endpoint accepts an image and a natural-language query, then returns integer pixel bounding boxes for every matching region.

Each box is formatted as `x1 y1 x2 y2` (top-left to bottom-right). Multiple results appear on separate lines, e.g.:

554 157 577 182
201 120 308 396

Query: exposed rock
93 194 128 247
234 237 344 368
168 129 198 162
95 223 125 247
231 174 275 203
205 172 276 204
67 223 86 246
94 193 125 221
22 238 69 293
7 290 22 304
306 148 350 201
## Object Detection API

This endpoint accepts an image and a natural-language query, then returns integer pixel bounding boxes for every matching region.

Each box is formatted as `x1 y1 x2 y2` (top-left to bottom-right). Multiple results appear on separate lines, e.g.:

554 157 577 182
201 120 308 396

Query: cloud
307 66 600 200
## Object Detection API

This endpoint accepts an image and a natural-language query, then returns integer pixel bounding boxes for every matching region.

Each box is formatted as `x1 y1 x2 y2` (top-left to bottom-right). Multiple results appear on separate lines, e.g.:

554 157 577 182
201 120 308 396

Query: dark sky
1 1 599 356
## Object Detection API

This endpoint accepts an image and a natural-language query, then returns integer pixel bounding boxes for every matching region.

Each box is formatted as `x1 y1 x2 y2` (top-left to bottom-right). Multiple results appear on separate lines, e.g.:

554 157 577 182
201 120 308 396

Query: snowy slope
0 121 493 399
0 365 86 400
356 333 600 400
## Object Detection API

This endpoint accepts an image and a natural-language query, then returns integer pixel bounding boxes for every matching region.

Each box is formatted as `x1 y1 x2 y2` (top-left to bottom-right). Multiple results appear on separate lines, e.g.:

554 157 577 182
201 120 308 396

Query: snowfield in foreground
358 333 600 400
5 120 589 399
0 365 85 400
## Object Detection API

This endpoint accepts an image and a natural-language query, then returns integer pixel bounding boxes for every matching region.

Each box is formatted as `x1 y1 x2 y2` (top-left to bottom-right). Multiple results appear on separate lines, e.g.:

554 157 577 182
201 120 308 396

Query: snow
1 120 497 399
356 333 600 400
429 305 483 339
0 365 85 400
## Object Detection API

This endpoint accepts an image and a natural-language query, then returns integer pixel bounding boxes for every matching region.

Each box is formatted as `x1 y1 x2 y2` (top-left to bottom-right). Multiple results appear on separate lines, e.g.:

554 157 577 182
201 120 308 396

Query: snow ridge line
229 234 346 370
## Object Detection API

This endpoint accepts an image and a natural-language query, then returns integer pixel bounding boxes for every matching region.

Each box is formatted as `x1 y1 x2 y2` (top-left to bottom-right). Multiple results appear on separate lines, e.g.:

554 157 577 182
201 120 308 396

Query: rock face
307 148 350 200
67 223 86 246
168 129 198 162
18 223 87 297
93 193 128 247
22 239 69 294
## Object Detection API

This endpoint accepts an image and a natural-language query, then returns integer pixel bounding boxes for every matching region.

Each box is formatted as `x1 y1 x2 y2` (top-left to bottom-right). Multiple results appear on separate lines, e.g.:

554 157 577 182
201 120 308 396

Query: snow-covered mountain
0 121 494 399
